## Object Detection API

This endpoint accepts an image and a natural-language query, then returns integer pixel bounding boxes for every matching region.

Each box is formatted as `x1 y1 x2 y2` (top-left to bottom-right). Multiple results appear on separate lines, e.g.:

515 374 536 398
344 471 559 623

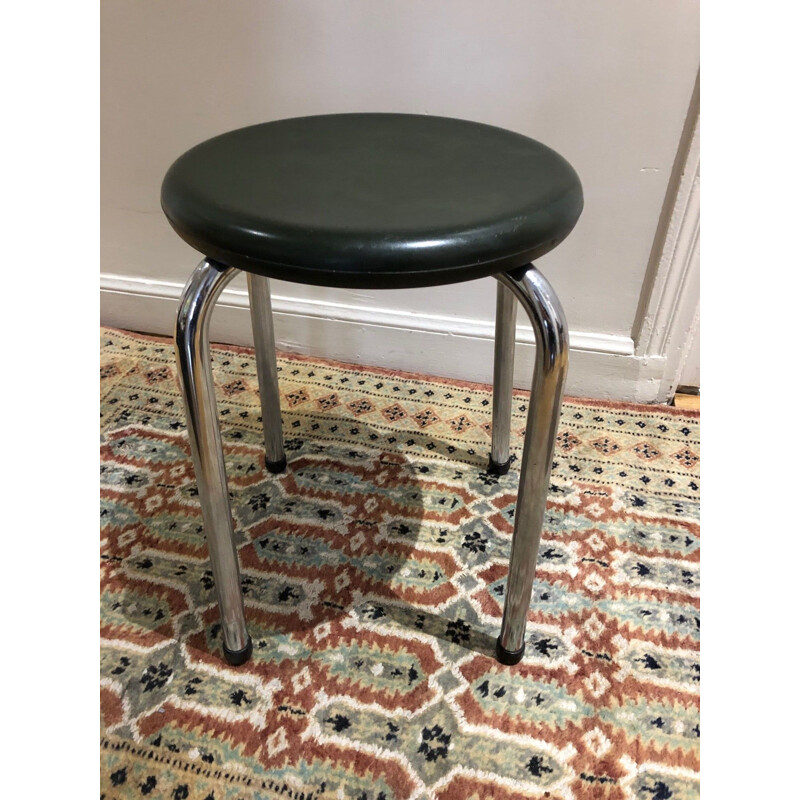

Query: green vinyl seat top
161 113 583 289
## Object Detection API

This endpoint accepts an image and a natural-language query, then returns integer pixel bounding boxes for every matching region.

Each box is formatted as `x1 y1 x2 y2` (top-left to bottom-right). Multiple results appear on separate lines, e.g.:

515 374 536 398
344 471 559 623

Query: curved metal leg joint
493 264 569 663
175 259 252 663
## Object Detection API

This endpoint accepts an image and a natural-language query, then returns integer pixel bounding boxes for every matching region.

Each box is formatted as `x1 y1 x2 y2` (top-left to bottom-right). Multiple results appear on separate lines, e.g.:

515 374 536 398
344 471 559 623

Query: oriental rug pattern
100 327 700 800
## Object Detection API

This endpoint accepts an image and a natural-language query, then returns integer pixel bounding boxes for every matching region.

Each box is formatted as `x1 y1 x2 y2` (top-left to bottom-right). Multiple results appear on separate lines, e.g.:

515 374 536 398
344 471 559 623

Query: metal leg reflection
175 259 252 665
247 274 286 473
489 281 517 475
494 264 569 664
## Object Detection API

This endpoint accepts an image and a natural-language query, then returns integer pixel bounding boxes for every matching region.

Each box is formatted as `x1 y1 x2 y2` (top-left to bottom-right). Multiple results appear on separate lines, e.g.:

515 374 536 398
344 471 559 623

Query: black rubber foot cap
496 638 525 666
223 636 253 666
266 455 287 474
487 457 512 476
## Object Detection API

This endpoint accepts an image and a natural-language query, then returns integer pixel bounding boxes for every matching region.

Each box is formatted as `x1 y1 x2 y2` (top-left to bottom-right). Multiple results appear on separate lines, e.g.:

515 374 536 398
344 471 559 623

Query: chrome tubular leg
246 274 286 473
489 281 517 475
175 259 252 666
494 265 569 665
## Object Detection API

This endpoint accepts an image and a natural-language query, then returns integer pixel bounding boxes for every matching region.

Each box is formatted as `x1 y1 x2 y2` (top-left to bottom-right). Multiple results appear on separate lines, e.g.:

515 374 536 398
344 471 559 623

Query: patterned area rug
100 327 700 800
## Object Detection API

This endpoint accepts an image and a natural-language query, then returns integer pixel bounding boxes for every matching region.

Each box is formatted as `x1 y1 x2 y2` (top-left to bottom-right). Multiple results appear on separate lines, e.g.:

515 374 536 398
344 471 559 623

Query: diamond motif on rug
590 436 621 455
633 441 662 460
381 402 408 422
315 392 340 411
284 388 310 407
673 446 700 469
346 398 376 416
413 408 440 428
220 378 247 396
447 414 475 433
557 430 581 451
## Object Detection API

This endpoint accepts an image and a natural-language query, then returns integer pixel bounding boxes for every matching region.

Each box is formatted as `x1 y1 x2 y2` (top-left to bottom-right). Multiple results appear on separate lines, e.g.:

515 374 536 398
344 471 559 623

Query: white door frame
633 73 700 401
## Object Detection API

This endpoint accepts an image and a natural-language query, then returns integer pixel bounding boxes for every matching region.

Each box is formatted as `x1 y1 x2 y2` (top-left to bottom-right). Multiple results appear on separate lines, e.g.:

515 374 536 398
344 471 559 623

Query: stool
161 113 583 667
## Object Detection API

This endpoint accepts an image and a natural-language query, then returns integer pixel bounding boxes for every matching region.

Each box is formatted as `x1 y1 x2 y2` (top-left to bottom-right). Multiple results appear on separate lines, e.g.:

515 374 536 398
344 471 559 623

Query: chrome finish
495 265 569 655
173 257 566 664
491 282 517 468
175 259 249 653
246 274 285 466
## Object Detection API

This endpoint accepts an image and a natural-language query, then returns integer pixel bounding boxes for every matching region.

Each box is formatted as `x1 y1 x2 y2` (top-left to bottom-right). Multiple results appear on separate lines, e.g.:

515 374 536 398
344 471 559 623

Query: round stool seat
161 113 583 289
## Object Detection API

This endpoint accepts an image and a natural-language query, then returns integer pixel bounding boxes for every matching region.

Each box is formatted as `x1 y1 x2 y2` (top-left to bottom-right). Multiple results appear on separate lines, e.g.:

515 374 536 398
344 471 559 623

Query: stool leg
246 274 286 473
494 265 568 665
488 281 517 475
175 258 252 666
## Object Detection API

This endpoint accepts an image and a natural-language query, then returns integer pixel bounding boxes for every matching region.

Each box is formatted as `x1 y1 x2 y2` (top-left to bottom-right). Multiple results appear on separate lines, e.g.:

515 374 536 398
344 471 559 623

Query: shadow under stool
161 113 583 667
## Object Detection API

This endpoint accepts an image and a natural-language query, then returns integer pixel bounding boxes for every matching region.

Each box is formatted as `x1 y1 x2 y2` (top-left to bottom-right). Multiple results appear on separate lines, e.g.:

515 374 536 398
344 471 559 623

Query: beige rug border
101 325 699 420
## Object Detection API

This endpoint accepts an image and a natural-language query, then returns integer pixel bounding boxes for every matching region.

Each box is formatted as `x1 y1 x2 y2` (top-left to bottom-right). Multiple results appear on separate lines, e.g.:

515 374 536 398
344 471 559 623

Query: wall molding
632 72 700 402
640 110 700 400
100 271 666 402
100 272 634 356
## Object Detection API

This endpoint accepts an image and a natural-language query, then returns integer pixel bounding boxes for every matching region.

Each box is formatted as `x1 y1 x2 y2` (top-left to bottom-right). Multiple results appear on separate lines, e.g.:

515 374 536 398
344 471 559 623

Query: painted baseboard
100 273 667 402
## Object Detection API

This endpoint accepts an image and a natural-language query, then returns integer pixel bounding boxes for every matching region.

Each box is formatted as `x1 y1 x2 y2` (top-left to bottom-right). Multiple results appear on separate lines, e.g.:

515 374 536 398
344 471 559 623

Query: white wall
101 0 700 401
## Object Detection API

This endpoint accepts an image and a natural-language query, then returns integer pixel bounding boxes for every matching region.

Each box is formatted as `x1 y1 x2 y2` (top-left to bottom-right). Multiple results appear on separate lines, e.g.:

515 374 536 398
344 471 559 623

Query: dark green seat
161 113 583 289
